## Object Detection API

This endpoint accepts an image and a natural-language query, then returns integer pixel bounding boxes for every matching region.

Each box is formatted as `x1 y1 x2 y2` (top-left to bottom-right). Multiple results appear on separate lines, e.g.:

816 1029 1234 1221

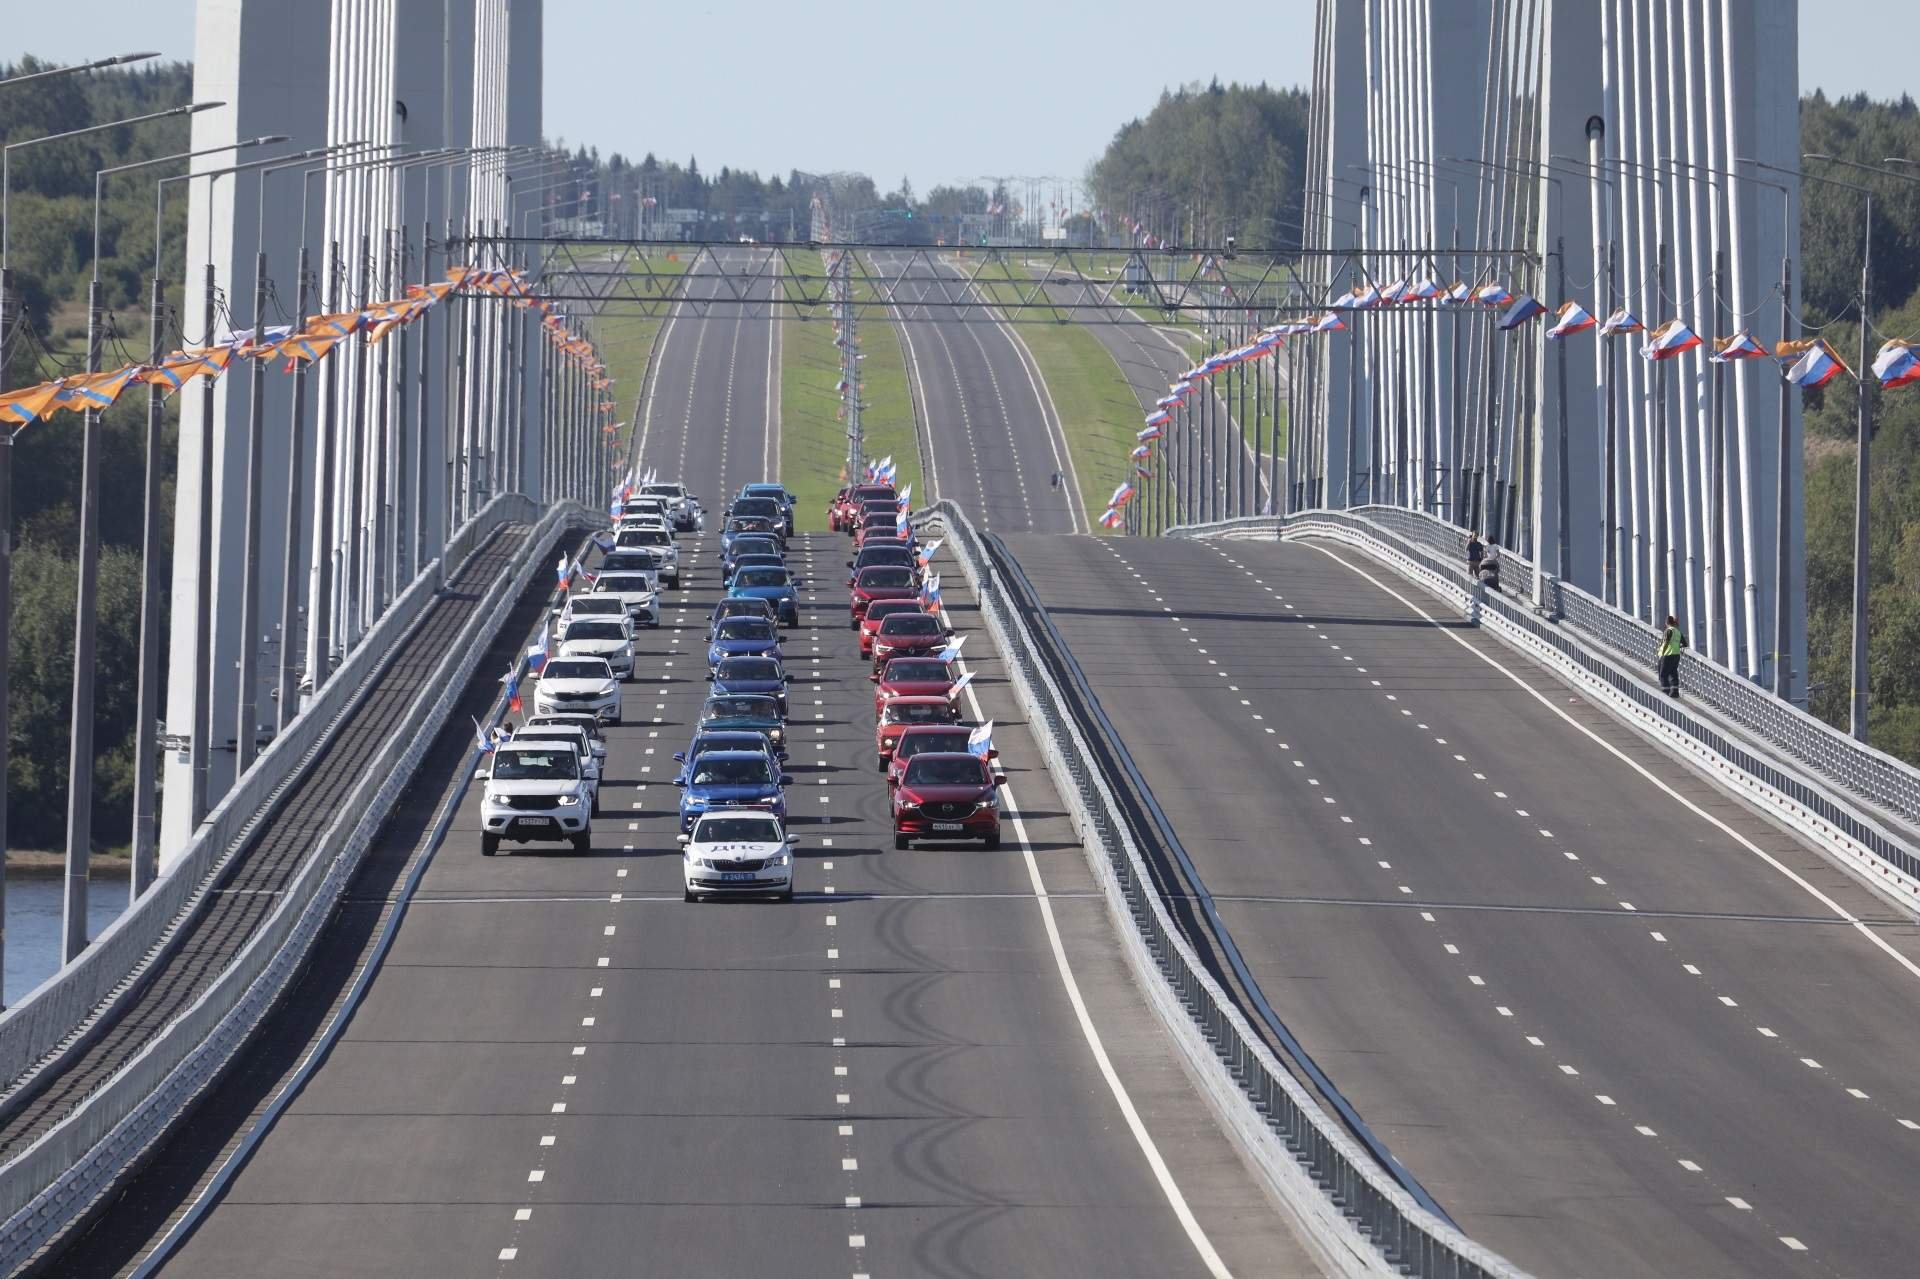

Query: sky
5 2 1911 193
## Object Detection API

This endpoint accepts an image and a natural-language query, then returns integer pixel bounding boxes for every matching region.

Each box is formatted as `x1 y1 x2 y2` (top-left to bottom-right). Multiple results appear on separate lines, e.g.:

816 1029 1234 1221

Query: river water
5 878 128 1006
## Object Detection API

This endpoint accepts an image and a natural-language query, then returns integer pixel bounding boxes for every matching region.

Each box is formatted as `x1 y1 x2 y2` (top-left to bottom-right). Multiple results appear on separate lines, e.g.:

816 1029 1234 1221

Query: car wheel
893 834 909 851
571 832 592 854
683 888 696 903
776 887 794 902
877 757 888 773
984 831 1002 850
785 616 798 630
848 616 859 631
590 793 600 817
481 833 499 857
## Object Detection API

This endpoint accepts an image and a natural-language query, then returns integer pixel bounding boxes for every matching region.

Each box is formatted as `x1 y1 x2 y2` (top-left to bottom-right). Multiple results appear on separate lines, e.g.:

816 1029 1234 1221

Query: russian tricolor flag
1099 507 1123 529
1144 409 1170 427
1138 424 1164 442
557 555 574 590
916 538 943 567
945 671 975 703
1474 282 1512 306
1599 308 1645 336
472 715 497 755
1110 481 1135 508
526 636 549 674
1546 300 1596 339
1708 330 1769 363
1785 341 1847 388
1642 320 1703 361
967 720 995 759
1873 339 1920 388
1498 295 1547 330
1130 443 1152 459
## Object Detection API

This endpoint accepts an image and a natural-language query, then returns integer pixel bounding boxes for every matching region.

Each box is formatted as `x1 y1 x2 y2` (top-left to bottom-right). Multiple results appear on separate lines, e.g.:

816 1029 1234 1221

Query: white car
641 483 698 531
558 616 635 681
622 497 672 526
614 527 679 583
524 711 606 763
533 656 622 724
678 809 794 901
555 592 627 632
506 724 602 813
479 740 592 855
592 572 660 627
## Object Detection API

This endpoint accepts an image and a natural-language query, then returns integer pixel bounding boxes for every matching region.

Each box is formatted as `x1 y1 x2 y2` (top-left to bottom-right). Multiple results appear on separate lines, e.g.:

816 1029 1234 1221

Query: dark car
725 553 787 584
848 545 916 583
710 655 791 717
697 694 787 757
600 550 658 575
674 729 779 780
729 565 802 628
870 611 949 667
674 749 791 832
707 615 782 668
721 533 785 575
721 516 782 557
850 565 919 628
892 752 1005 849
710 596 777 636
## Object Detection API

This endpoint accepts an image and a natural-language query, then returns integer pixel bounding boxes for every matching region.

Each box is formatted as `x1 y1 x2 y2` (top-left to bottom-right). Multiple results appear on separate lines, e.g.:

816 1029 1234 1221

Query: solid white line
955 667 1230 1277
1307 542 1920 986
765 251 782 481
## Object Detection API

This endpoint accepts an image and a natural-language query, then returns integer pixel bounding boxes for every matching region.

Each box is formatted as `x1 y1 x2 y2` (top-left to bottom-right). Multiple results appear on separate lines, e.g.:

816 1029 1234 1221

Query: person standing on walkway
1466 532 1485 580
1477 545 1501 594
1658 616 1687 698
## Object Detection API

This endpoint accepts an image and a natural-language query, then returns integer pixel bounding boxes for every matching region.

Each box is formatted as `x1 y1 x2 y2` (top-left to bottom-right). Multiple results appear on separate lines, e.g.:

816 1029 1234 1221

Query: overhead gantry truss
450 236 1538 324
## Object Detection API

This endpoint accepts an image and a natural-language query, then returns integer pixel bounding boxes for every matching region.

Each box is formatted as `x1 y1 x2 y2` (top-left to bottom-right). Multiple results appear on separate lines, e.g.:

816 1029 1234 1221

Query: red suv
875 696 961 765
871 656 958 716
892 752 1006 849
870 612 949 668
885 724 993 791
849 565 919 628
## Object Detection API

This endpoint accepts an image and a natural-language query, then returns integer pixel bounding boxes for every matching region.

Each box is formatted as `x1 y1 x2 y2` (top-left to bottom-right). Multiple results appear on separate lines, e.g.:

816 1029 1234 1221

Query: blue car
721 534 784 577
729 564 803 628
724 554 787 586
708 616 782 668
696 695 788 758
674 729 778 782
710 655 791 717
738 483 796 534
673 750 792 832
709 597 778 638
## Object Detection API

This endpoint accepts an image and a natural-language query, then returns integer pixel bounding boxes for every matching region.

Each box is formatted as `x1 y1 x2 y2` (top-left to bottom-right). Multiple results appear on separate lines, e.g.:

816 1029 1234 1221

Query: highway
59 255 1316 1276
873 251 1086 535
998 529 1920 1278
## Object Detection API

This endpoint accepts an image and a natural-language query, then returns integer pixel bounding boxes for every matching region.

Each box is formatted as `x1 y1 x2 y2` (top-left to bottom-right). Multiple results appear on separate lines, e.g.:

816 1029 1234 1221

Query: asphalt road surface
999 529 1920 1278
85 266 1318 1278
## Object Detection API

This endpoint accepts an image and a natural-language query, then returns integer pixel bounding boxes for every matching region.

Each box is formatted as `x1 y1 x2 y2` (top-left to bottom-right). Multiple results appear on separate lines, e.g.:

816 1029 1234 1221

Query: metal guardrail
916 498 1528 1278
0 494 542 1107
0 498 588 1271
1169 509 1920 901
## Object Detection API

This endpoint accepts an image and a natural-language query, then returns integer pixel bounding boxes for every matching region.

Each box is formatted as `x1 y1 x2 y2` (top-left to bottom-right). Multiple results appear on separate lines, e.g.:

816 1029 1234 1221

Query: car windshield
735 569 789 588
597 575 651 593
692 734 763 756
866 602 920 624
493 750 580 780
642 484 683 498
732 539 781 557
705 698 776 722
885 660 949 682
569 597 623 613
693 816 782 844
898 731 971 759
601 552 653 572
543 659 607 680
720 659 781 681
714 601 771 620
728 517 772 531
732 498 779 517
565 622 627 642
905 756 987 786
858 549 911 567
513 731 583 753
858 568 913 588
715 618 775 641
887 703 952 723
535 715 600 737
692 756 775 785
880 614 941 636
632 530 670 546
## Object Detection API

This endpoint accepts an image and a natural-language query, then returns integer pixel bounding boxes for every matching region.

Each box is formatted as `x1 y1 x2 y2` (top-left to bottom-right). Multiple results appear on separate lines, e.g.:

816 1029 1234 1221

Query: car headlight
555 792 581 807
768 727 784 741
768 848 791 867
599 682 617 696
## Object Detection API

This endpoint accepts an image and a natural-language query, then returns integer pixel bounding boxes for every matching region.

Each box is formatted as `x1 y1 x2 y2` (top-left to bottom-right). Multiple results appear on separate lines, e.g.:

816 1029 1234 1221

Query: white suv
557 615 635 681
480 740 592 855
615 526 679 584
532 656 622 724
592 572 660 627
506 724 603 813
642 482 700 531
678 809 794 901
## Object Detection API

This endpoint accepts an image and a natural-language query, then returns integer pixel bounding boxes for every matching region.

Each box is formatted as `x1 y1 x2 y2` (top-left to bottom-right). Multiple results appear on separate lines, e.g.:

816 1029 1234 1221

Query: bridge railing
0 496 590 1269
1169 509 1920 902
917 498 1529 1278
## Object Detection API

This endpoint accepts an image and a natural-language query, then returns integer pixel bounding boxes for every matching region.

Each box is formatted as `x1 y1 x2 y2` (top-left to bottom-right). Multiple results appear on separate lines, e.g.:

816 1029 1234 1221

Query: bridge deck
0 526 536 1170
998 530 1920 1278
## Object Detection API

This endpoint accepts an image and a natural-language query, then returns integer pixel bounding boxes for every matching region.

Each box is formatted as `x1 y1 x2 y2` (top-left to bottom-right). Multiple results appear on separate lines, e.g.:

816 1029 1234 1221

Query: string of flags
1097 271 1920 532
0 264 614 430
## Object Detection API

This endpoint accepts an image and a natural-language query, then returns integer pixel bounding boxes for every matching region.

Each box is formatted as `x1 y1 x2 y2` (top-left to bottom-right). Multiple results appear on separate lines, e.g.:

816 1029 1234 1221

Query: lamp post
0 51 158 89
103 135 292 901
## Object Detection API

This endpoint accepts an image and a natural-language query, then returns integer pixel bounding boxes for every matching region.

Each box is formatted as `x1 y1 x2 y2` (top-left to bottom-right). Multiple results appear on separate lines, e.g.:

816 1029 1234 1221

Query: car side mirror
705 673 715 681
671 751 686 763
676 832 690 844
993 774 1008 786
672 778 687 787
868 671 880 682
474 766 490 780
784 674 794 683
846 560 855 568
780 774 794 786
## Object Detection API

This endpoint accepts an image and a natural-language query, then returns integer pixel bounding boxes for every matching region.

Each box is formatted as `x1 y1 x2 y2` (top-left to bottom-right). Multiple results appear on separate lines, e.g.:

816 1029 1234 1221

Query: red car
875 696 962 765
835 485 895 531
885 724 995 791
892 752 1006 849
858 600 926 658
871 656 959 716
850 565 919 629
870 612 950 668
846 544 918 585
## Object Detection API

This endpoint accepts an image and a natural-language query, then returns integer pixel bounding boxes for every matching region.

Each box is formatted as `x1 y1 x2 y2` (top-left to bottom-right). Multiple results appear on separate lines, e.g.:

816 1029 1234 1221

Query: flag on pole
473 716 498 754
967 720 995 759
1642 319 1703 360
1099 507 1123 529
1443 280 1473 305
915 538 942 567
1130 444 1152 459
1474 282 1513 306
1784 340 1848 387
525 634 550 674
938 634 968 662
1138 423 1164 442
945 670 975 703
1498 295 1547 330
1599 307 1645 336
1873 339 1920 388
1708 331 1769 363
1312 311 1346 333
557 555 574 590
1109 481 1135 508
1546 300 1596 339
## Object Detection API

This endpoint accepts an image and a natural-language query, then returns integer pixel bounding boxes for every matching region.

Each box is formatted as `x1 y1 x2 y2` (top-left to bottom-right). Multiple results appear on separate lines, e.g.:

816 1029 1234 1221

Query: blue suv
674 749 791 832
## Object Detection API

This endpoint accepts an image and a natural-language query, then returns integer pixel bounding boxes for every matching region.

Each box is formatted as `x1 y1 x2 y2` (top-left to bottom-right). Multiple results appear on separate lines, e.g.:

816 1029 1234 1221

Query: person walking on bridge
1658 616 1687 698
1466 531 1485 580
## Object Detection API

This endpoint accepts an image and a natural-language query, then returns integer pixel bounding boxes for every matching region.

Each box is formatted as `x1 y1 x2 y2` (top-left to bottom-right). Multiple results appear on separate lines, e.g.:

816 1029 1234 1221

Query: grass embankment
969 255 1156 531
587 247 702 464
778 249 921 533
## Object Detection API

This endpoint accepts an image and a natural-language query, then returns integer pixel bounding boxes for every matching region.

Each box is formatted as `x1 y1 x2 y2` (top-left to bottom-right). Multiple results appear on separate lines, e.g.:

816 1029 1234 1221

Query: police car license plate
719 871 756 882
932 822 965 832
